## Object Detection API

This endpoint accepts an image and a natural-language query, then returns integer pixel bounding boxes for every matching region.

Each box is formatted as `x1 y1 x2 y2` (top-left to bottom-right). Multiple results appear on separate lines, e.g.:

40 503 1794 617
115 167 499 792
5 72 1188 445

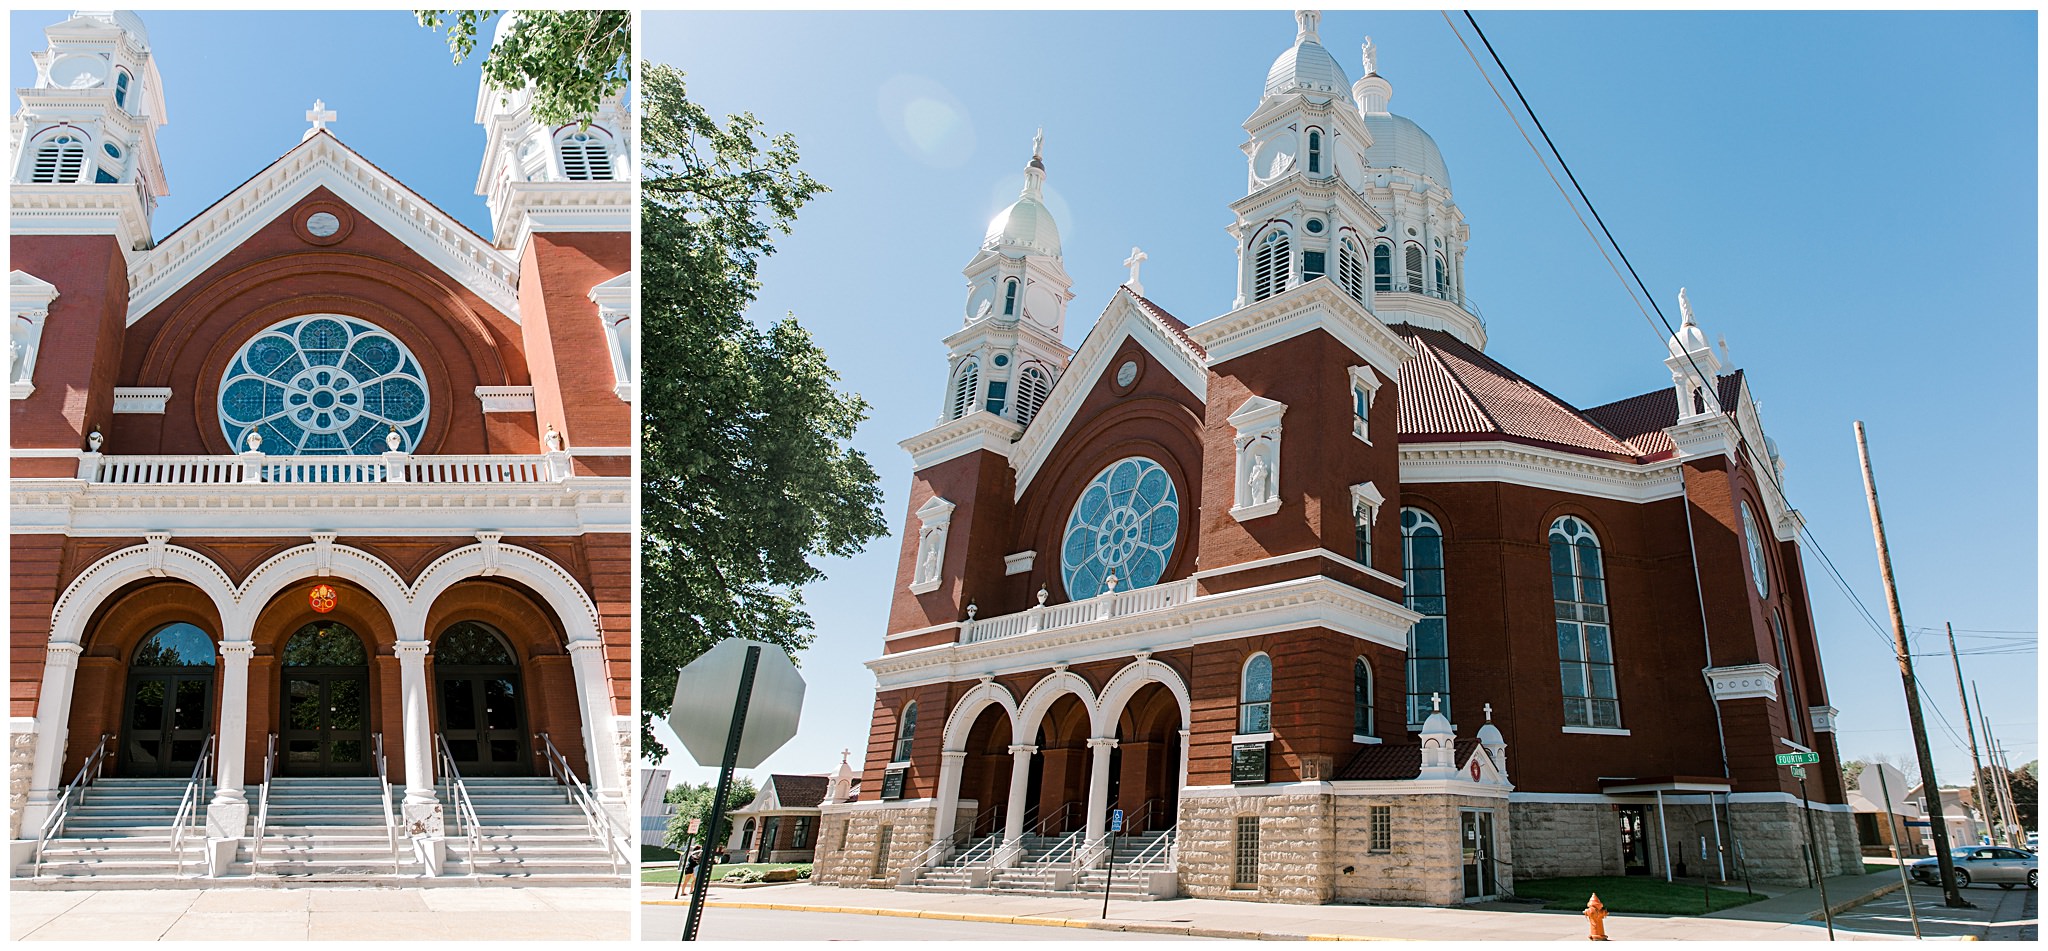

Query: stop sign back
668 639 806 769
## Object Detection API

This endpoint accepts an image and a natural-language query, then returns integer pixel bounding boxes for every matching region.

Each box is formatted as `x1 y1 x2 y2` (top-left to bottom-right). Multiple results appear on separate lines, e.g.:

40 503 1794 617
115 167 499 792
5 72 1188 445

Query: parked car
1909 846 2037 889
2028 831 2038 853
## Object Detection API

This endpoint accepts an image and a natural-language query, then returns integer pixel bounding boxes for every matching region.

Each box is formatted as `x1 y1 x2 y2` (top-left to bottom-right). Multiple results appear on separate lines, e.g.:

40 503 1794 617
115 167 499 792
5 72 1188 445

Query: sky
649 10 2039 796
10 9 501 239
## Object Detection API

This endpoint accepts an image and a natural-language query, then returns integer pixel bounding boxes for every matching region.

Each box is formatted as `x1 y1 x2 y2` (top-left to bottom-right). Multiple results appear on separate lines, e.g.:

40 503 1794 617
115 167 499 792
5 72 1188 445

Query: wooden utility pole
1946 623 1995 846
1855 421 1968 908
1975 687 2024 847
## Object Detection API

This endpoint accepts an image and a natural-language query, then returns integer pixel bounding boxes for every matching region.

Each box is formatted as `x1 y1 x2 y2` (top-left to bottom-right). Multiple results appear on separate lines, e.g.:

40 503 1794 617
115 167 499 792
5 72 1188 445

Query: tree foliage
663 777 759 851
639 62 887 760
416 10 630 125
1959 763 2039 830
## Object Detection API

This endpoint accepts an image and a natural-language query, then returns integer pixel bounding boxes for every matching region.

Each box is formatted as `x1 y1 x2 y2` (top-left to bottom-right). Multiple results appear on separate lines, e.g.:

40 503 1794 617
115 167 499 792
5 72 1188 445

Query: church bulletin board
881 767 907 800
1231 743 1268 785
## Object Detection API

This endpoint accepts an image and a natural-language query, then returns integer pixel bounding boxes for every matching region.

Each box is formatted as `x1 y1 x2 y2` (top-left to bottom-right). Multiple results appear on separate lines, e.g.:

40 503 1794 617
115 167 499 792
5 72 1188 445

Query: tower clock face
49 54 107 88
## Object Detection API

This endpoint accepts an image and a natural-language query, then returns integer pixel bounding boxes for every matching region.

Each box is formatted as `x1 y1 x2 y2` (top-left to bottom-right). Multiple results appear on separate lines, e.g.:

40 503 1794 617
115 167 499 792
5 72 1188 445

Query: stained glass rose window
219 315 428 454
1060 456 1178 600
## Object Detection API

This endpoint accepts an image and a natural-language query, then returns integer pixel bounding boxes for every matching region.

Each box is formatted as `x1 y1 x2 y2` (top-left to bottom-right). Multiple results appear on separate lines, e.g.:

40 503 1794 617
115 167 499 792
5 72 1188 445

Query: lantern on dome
309 584 338 614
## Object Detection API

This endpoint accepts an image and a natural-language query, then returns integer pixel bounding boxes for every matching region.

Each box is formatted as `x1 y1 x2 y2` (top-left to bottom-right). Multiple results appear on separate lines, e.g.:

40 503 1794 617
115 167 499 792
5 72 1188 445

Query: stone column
21 642 84 832
202 639 255 876
931 749 967 852
1084 737 1119 847
1003 744 1036 846
566 639 625 804
394 638 445 874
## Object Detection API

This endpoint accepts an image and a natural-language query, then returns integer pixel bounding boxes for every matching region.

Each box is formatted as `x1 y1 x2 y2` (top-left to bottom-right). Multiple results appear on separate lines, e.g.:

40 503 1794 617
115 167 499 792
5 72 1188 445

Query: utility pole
1855 421 1968 908
1977 692 2024 847
1947 623 1995 846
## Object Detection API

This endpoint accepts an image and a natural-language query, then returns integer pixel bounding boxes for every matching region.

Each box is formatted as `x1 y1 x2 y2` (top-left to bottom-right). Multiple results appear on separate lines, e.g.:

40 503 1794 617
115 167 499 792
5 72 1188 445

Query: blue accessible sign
1110 809 1124 833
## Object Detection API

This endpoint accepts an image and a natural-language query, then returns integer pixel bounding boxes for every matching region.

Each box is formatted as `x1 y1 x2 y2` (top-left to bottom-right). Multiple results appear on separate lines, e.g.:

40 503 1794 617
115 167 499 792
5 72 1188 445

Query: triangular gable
1010 285 1208 500
125 131 519 326
1458 744 1512 789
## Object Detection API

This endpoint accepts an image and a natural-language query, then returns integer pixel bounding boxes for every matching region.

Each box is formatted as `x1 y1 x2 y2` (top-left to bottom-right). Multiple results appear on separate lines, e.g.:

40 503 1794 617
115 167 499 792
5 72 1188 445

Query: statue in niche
1246 442 1273 506
916 527 942 584
9 337 21 383
1266 150 1295 181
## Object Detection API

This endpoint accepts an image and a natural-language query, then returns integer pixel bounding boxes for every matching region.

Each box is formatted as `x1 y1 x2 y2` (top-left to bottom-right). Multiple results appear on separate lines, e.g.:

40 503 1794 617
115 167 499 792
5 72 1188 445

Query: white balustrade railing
960 578 1196 645
85 452 569 486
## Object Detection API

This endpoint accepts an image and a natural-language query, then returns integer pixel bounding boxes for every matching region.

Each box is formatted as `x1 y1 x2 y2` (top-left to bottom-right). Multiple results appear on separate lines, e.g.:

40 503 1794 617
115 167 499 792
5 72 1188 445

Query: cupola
1264 10 1354 105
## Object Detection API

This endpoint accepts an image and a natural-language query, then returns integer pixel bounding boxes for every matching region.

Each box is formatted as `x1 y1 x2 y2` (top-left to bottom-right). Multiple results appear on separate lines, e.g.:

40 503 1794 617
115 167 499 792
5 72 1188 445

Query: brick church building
812 11 1854 904
10 11 632 881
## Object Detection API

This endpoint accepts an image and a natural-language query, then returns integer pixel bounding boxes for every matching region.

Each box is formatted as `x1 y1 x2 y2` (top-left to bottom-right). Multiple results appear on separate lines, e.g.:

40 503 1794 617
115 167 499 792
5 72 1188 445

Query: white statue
1247 444 1273 505
1361 37 1377 77
8 337 20 383
543 425 564 452
1267 150 1296 180
916 529 941 584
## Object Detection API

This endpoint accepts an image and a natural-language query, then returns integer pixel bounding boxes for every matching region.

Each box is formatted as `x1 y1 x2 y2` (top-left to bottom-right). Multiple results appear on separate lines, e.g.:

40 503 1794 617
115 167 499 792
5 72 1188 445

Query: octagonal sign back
668 638 806 770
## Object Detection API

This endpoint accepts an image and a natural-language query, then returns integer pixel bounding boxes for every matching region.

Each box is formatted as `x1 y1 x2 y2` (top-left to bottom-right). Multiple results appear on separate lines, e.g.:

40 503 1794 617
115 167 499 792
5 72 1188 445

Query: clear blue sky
11 10 500 239
650 10 2038 795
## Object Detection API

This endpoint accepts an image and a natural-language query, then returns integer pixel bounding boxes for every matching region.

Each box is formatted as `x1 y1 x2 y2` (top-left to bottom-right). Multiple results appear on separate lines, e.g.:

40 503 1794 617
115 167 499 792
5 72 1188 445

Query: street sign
669 639 806 769
1776 751 1820 766
686 818 700 835
1111 809 1124 833
1789 764 1806 779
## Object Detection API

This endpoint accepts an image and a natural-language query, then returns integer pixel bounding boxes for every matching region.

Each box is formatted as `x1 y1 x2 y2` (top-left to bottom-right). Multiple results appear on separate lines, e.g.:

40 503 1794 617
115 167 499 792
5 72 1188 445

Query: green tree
664 777 759 852
416 10 630 125
639 62 887 759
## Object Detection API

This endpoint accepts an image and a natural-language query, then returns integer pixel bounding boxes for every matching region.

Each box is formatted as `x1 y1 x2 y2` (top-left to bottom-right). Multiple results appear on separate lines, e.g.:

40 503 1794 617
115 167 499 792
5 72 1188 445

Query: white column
1084 736 1118 845
931 749 967 853
1177 729 1191 800
566 638 625 803
21 642 84 830
1003 744 1035 845
209 640 254 806
394 640 437 809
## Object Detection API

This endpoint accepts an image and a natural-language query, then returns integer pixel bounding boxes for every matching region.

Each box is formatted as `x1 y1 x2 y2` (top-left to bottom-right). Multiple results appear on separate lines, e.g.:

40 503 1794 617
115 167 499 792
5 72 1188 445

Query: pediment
126 131 519 326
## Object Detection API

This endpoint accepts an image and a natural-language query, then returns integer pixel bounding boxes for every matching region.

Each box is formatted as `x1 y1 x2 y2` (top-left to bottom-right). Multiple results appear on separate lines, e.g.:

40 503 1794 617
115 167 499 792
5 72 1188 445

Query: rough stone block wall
1509 802 1617 879
1330 794 1503 905
808 805 936 889
10 726 35 841
1177 793 1333 903
1729 801 1860 885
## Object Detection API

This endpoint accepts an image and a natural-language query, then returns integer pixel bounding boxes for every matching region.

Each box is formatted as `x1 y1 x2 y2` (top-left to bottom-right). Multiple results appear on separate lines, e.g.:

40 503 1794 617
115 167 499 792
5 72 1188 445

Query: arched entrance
433 620 530 776
119 622 218 778
1111 681 1182 834
279 620 372 776
955 704 1013 837
1030 694 1091 835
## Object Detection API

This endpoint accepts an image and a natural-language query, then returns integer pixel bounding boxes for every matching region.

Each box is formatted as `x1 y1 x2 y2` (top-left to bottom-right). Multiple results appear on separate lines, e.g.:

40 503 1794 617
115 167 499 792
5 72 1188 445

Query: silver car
1910 846 2038 889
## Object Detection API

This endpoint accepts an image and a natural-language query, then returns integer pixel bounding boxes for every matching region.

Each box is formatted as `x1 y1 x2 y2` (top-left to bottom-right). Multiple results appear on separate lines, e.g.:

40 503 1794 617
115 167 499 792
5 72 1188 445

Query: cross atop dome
303 98 336 141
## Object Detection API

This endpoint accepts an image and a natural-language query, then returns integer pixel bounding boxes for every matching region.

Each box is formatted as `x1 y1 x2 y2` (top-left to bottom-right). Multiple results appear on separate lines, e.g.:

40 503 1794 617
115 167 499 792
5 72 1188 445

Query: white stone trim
1228 396 1285 522
884 620 964 642
1509 790 1852 812
1352 734 1382 745
1015 669 1099 743
1809 705 1840 734
108 387 169 414
10 185 151 263
1561 726 1632 737
908 496 956 595
1190 546 1405 591
900 411 1021 472
1400 441 1684 503
1189 277 1413 379
11 270 60 399
10 476 630 537
1705 663 1781 702
1004 551 1035 576
1092 656 1192 738
1232 732 1275 744
1348 364 1381 444
940 680 1020 753
588 271 634 403
475 385 537 413
567 446 633 456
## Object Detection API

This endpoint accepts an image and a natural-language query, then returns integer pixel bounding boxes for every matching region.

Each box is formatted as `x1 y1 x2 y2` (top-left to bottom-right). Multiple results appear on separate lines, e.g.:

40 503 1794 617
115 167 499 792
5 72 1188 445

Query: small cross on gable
304 99 337 140
1123 246 1148 296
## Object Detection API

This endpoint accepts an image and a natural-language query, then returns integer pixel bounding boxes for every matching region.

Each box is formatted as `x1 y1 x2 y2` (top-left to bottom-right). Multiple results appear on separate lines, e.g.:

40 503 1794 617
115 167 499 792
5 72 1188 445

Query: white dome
1265 36 1354 105
1362 113 1451 189
72 10 148 48
983 156 1061 257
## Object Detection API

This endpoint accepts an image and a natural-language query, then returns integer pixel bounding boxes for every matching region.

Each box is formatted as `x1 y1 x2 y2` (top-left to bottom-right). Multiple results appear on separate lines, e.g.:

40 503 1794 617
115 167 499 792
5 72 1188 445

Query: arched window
948 360 979 420
1551 516 1619 728
218 314 429 454
1253 229 1291 302
1741 501 1769 597
29 134 86 184
435 621 516 666
1434 252 1449 297
1337 238 1366 302
1373 242 1392 292
114 70 132 110
1353 658 1374 737
1404 243 1425 292
556 127 614 181
892 701 918 762
1307 130 1323 174
1402 508 1449 724
1002 278 1019 317
1773 612 1804 744
1239 653 1273 734
133 622 216 667
282 621 369 667
1014 364 1053 427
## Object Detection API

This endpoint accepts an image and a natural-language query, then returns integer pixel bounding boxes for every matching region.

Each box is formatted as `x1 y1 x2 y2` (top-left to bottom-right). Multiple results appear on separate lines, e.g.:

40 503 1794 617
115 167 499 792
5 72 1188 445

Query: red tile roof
1131 292 1207 357
1335 737 1482 781
1583 369 1747 461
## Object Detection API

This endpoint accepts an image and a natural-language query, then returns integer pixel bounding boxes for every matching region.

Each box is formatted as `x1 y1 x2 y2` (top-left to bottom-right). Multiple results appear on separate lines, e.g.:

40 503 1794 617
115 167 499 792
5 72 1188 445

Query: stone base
205 801 249 840
11 838 35 876
402 799 444 838
1508 798 1860 886
412 835 446 876
812 802 951 887
204 837 240 877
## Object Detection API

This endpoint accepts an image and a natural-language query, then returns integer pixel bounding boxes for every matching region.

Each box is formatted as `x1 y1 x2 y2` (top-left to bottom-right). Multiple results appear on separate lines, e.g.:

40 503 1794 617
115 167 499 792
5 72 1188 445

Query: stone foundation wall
1730 801 1859 885
9 723 34 841
1510 799 1860 886
810 804 939 888
1331 794 1512 905
1509 802 1620 878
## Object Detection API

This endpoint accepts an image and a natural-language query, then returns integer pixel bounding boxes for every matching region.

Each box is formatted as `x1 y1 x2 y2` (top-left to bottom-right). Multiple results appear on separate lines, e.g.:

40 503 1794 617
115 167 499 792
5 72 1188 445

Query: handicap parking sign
1111 809 1124 832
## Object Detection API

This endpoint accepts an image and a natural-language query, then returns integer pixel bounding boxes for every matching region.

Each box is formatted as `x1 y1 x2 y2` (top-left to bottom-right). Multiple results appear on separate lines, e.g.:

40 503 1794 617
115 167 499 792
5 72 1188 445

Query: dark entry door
1461 809 1498 900
279 620 372 777
1619 806 1651 875
433 622 530 776
122 671 214 777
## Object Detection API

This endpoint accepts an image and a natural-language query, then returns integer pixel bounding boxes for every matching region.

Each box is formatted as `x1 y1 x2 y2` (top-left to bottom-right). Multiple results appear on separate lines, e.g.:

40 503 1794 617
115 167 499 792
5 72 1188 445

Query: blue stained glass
219 315 430 454
1060 456 1179 599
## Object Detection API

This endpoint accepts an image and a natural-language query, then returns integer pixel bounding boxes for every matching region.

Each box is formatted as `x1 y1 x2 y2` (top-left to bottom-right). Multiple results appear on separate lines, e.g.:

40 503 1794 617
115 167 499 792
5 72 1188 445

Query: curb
1810 878 1904 922
644 899 1404 940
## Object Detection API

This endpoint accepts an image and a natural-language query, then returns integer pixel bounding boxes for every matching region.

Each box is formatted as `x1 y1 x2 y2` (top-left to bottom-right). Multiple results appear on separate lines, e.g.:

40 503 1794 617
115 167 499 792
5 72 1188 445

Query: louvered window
1404 243 1425 292
557 131 613 181
1253 230 1290 302
1373 242 1392 292
1403 507 1450 725
30 137 86 184
1551 516 1620 729
1015 365 1053 427
948 361 979 420
1307 130 1322 174
1338 240 1366 302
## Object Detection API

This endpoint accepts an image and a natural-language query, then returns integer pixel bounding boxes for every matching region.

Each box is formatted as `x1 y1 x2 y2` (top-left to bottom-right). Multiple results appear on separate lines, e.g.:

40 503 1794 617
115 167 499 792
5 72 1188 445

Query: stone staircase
26 777 206 885
897 834 1002 892
449 777 626 881
255 776 408 879
1070 831 1177 901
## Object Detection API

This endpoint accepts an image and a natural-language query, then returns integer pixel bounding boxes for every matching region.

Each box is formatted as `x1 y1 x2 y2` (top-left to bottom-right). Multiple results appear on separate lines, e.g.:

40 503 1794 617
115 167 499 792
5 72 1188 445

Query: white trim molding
1400 441 1684 504
111 387 171 414
1347 364 1381 444
1705 663 1781 702
474 385 537 413
1561 726 1632 737
900 411 1021 472
1808 705 1840 734
1188 277 1414 379
11 269 59 399
1004 551 1036 576
1228 396 1285 522
908 495 956 596
588 271 633 402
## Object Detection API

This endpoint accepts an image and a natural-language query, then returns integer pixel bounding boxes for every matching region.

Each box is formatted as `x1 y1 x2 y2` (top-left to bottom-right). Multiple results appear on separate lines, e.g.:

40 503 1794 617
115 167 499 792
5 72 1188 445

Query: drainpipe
1680 469 1732 782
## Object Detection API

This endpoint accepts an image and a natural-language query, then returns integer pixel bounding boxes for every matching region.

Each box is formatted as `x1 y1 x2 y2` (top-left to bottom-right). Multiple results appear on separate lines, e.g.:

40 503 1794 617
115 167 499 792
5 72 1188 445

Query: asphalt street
1827 880 2036 941
644 906 1214 941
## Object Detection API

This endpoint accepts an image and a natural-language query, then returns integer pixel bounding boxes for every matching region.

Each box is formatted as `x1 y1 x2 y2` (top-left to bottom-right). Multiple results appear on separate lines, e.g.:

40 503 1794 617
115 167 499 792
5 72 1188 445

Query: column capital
1086 737 1119 751
940 749 969 762
44 641 83 664
393 640 431 660
1008 744 1039 756
218 640 256 660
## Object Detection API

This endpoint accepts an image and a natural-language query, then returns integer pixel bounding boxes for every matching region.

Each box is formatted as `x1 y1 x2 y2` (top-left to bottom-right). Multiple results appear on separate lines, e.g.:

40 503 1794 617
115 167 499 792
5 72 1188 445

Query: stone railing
960 578 1197 645
82 452 570 486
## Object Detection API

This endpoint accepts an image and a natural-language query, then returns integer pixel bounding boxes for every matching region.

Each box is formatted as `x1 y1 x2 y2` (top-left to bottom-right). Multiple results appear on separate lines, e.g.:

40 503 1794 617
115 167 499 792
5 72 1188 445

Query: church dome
74 10 149 48
983 147 1061 257
1264 12 1354 104
1362 112 1451 188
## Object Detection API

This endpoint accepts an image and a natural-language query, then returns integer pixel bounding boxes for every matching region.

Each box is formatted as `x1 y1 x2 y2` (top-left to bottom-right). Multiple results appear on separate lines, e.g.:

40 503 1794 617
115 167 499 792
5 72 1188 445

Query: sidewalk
14 886 632 941
1706 869 1907 924
645 877 1920 942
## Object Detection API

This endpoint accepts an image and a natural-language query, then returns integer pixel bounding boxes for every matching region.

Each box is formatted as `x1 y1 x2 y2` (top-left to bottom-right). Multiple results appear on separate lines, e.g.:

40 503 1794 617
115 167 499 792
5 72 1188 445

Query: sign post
669 640 807 942
1872 763 1921 938
1786 758 1834 941
1102 808 1124 919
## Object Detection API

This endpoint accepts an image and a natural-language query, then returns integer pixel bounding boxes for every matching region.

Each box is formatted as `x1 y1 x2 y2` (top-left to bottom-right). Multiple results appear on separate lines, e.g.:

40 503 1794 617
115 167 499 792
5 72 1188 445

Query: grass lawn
642 862 811 884
1513 876 1769 915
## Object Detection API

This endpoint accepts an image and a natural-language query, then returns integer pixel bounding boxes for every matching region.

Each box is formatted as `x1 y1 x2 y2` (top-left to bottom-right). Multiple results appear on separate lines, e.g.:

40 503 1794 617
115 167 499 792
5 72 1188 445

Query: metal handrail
35 734 112 875
1030 829 1084 867
434 734 484 873
373 733 401 874
253 734 276 865
537 733 630 874
170 735 216 878
1032 801 1080 837
1375 280 1486 327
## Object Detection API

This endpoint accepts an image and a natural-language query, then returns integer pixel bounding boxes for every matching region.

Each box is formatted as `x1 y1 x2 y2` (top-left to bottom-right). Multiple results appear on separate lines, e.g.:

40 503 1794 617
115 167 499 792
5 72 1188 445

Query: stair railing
253 734 276 866
1126 828 1175 869
537 733 630 874
1032 801 1079 838
373 733 401 874
896 815 979 883
1031 828 1084 867
34 733 112 875
170 735 216 878
434 734 483 873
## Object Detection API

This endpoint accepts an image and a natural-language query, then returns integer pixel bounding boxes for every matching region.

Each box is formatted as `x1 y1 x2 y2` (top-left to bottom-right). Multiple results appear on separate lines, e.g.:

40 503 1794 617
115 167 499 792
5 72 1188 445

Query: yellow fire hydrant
1584 893 1609 941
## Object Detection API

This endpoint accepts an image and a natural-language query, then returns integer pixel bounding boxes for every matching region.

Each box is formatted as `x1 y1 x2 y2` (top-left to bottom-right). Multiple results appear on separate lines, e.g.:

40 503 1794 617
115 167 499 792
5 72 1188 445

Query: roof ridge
1411 330 1502 434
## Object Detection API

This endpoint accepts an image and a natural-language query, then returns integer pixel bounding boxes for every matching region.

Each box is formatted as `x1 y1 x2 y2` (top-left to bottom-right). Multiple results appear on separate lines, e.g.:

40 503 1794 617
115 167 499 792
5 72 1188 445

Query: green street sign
1789 764 1807 779
1776 752 1820 765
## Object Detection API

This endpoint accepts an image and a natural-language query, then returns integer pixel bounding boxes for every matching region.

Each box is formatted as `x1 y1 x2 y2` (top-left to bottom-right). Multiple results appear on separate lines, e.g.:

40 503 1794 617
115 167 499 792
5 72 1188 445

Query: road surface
644 906 1213 941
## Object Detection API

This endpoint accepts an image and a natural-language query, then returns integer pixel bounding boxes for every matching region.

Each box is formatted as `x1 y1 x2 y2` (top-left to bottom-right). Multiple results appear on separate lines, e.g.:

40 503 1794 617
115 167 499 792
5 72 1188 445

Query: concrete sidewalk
1706 869 1908 924
14 885 632 941
645 879 1919 941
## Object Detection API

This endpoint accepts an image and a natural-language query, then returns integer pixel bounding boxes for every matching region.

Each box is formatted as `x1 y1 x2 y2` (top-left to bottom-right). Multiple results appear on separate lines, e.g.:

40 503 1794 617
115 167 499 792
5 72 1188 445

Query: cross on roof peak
303 99 336 141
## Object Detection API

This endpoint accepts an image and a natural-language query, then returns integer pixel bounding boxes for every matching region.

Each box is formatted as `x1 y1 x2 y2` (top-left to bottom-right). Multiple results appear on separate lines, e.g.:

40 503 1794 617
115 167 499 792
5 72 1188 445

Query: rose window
1060 456 1179 600
219 315 428 454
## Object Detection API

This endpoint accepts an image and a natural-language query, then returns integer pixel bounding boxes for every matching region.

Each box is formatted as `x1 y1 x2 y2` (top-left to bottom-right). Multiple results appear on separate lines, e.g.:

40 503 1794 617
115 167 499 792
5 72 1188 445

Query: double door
282 670 369 776
121 671 214 777
437 670 529 776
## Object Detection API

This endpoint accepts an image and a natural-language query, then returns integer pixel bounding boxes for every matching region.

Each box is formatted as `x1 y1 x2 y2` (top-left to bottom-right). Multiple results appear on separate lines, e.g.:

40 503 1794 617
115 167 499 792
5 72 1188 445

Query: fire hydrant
1584 893 1609 941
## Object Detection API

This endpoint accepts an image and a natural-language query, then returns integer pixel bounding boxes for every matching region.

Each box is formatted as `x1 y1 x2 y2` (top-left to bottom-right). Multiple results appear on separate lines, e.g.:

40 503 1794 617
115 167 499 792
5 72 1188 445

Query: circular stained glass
1741 501 1768 597
219 314 428 454
1060 456 1179 600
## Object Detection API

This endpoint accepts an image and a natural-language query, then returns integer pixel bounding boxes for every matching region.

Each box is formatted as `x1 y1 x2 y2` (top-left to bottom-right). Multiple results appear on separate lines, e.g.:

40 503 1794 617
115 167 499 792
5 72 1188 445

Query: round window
219 315 429 454
1115 360 1138 387
1060 457 1179 599
305 212 340 237
992 354 1009 368
1306 218 1325 234
1741 501 1769 597
103 143 121 159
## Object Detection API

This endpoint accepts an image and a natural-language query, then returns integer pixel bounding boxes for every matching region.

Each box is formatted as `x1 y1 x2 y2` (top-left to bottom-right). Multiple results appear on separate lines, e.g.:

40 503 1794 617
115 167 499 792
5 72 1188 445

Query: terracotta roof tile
1393 325 1637 461
1582 368 1747 460
766 774 829 809
1131 292 1207 357
1335 738 1482 781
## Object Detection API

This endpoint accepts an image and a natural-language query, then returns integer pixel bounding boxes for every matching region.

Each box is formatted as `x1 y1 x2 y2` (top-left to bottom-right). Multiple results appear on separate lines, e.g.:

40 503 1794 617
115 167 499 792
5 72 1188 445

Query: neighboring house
729 773 833 863
1905 781 1986 850
1850 764 1928 857
641 768 673 850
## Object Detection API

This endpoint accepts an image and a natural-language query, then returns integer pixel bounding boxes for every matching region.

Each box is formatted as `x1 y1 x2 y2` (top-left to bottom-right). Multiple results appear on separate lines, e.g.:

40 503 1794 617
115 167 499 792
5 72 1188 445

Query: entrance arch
278 621 372 776
1095 659 1192 834
432 620 530 776
120 622 219 778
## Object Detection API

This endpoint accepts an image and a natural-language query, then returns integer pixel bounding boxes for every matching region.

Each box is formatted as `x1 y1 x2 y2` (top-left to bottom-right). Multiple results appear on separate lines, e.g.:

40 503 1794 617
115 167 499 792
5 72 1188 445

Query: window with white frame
1350 481 1384 567
1253 229 1291 301
1014 363 1053 427
556 127 615 181
1434 251 1449 297
1003 278 1019 316
114 70 132 110
29 134 86 184
1742 500 1769 598
1354 658 1374 737
1239 653 1272 734
1551 516 1620 728
1373 242 1393 292
948 359 979 420
892 701 918 762
1402 507 1449 725
1337 238 1366 302
1404 243 1425 291
1348 365 1380 443
1307 129 1323 174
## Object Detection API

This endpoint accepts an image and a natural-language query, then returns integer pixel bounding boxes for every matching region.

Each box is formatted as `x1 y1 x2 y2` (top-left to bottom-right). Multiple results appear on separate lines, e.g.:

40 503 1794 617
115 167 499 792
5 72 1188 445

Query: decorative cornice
111 387 171 414
899 411 1022 472
494 180 632 255
10 185 151 259
1188 277 1413 378
1400 441 1684 504
475 385 537 413
1704 663 1781 702
8 476 630 536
